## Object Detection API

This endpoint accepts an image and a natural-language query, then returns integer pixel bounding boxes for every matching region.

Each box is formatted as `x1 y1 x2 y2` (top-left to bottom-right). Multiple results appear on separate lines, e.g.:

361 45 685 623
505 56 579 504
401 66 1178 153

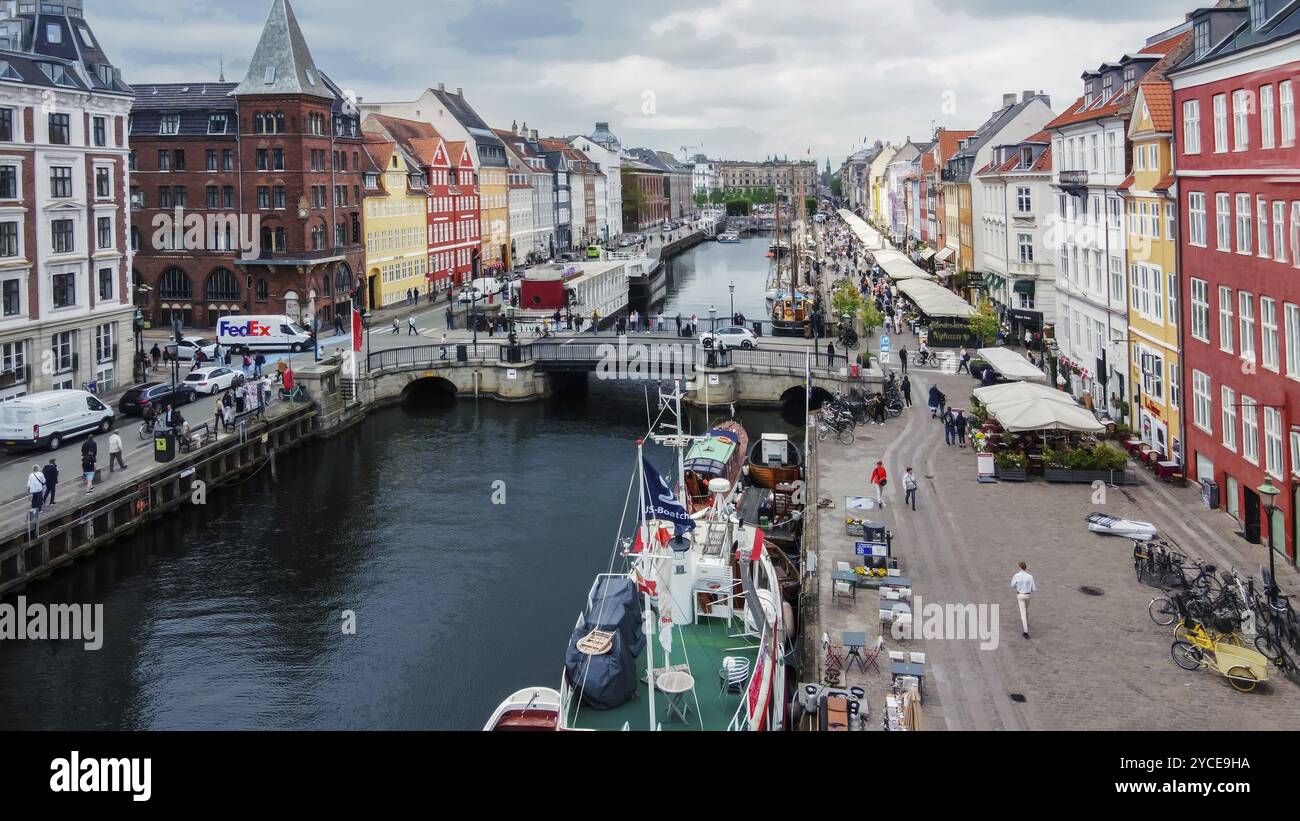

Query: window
1188 192 1207 246
0 221 17 258
96 216 111 249
1261 84 1276 149
1016 186 1031 213
1259 196 1270 258
1222 386 1238 451
207 186 218 209
51 218 73 253
1243 396 1260 465
46 22 61 43
158 149 170 172
222 149 234 171
1219 285 1235 353
1275 201 1287 261
1236 193 1252 254
51 331 72 373
94 322 114 365
94 166 109 198
92 116 106 147
0 165 15 199
1251 0 1267 31
158 114 179 136
1018 233 1033 263
1265 407 1284 479
173 149 185 171
1263 297 1279 371
52 271 75 308
158 187 172 209
256 149 268 171
1213 94 1228 152
2 277 18 315
208 114 227 135
1233 90 1250 150
273 186 285 209
1283 81 1295 146
1168 272 1178 326
1241 291 1257 363
1289 303 1300 379
0 108 12 142
47 113 70 146
49 166 71 199
257 187 269 209
98 267 113 301
1106 131 1118 172
272 148 284 171
1192 370 1213 432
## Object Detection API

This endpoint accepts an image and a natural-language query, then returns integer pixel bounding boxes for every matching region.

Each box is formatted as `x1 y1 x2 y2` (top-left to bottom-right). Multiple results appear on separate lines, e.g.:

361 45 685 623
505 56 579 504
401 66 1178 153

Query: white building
975 132 1059 338
574 122 623 239
0 0 135 402
690 155 719 194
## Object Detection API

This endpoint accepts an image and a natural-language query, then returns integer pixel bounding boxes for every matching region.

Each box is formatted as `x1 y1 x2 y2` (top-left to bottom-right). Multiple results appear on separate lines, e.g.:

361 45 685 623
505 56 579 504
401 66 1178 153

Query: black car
119 382 198 416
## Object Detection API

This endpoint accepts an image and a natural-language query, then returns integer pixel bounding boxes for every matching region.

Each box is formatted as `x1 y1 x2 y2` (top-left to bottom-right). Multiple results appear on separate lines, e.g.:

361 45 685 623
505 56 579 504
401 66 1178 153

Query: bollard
269 449 277 482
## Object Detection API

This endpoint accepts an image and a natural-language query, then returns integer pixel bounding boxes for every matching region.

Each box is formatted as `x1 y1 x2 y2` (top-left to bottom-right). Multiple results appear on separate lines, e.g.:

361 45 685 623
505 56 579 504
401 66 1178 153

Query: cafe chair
909 652 926 666
878 609 894 628
836 561 852 574
893 612 913 640
861 636 884 673
825 643 845 672
888 568 901 577
888 651 907 663
719 656 751 697
898 587 913 602
833 580 854 602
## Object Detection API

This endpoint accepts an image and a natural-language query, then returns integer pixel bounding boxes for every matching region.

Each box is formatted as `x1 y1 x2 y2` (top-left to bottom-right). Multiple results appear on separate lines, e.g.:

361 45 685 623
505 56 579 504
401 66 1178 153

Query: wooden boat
482 687 561 731
747 433 803 488
679 421 749 514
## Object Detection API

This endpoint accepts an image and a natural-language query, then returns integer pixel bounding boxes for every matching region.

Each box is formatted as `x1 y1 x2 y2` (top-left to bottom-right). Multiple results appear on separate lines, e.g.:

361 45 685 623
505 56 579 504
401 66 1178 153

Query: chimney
511 119 517 134
531 129 538 140
1002 93 1016 107
1022 90 1035 103
456 87 463 96
438 82 445 92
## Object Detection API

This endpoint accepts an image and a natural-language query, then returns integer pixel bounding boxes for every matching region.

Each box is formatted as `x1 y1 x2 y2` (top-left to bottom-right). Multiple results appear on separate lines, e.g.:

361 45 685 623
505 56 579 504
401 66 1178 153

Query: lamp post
709 305 717 332
1258 479 1282 591
729 281 735 322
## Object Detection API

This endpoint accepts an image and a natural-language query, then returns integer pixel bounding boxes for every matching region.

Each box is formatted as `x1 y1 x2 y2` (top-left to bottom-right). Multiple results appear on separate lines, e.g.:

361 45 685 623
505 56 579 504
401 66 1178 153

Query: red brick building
1172 1 1300 560
129 0 364 331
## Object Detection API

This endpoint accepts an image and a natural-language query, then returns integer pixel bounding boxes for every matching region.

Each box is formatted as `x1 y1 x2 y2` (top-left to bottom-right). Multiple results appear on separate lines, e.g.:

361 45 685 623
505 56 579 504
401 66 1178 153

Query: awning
976 347 1048 383
1013 279 1035 295
935 246 955 263
973 381 1104 433
837 209 885 251
983 272 1005 291
917 248 936 261
896 279 977 318
873 249 935 281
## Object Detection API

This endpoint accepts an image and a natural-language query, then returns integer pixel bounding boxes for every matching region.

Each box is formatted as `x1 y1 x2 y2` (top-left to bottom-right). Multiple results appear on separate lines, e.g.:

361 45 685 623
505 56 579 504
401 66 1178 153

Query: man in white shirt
1011 562 1036 639
108 430 126 472
27 465 46 512
903 467 918 511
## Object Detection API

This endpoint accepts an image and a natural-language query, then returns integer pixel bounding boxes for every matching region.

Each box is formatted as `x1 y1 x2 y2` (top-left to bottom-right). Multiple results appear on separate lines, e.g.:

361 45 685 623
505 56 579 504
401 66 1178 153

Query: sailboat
484 385 790 732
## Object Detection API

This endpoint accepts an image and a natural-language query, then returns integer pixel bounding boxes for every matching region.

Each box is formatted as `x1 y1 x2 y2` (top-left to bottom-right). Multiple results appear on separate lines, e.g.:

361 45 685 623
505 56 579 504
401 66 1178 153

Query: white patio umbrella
973 381 1077 407
986 398 1105 433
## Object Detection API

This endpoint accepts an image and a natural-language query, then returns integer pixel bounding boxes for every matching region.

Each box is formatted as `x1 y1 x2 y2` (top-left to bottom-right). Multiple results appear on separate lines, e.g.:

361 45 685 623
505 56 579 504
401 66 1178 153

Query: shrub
995 451 1026 470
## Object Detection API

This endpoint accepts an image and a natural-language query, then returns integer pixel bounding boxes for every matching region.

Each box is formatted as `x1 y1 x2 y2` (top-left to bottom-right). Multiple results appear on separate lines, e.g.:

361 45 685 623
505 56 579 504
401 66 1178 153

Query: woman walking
901 374 912 408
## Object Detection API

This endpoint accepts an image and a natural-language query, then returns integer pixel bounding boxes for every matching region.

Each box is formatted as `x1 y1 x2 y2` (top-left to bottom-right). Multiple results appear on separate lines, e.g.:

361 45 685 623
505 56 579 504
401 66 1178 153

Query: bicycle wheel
1149 597 1177 626
837 428 855 446
1225 665 1258 693
1255 633 1282 663
817 425 829 443
1171 640 1204 671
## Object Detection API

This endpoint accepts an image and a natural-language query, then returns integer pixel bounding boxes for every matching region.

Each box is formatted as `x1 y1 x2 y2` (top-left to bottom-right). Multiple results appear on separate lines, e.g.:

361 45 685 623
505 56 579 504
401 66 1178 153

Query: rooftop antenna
218 54 225 83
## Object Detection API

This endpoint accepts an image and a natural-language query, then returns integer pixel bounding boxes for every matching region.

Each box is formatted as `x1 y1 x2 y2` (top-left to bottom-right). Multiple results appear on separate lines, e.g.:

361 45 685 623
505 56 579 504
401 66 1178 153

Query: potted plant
1043 444 1130 484
995 451 1028 481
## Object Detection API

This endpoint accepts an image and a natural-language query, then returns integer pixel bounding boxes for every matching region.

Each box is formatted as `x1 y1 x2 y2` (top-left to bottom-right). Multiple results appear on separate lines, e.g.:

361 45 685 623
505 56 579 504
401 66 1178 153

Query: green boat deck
565 618 761 731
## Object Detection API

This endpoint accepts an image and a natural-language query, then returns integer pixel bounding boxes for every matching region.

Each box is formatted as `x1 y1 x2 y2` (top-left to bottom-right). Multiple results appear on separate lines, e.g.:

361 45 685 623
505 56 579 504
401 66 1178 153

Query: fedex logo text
218 320 272 338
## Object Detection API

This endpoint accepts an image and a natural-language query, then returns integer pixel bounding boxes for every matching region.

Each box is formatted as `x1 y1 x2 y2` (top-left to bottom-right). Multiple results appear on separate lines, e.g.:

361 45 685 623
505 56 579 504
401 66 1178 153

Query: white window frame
1262 296 1280 372
1233 89 1251 151
1188 192 1207 247
1193 369 1213 433
1222 385 1238 452
1242 395 1260 465
1266 406 1284 480
1183 100 1202 154
1216 192 1232 250
1220 285 1235 353
1240 291 1257 363
1283 81 1296 147
1236 193 1252 254
1214 93 1229 153
1191 278 1210 342
1262 84 1276 149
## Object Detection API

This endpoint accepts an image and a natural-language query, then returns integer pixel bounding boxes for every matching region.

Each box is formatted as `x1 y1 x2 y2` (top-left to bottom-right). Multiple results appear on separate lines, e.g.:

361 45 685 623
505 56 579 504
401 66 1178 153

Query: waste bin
849 363 860 379
752 321 763 337
1200 479 1220 510
506 345 523 364
456 344 468 363
154 428 176 464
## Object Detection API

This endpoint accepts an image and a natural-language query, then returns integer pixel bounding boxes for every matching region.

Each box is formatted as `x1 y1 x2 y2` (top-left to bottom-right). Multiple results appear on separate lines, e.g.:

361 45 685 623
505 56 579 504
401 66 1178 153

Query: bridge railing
368 343 502 372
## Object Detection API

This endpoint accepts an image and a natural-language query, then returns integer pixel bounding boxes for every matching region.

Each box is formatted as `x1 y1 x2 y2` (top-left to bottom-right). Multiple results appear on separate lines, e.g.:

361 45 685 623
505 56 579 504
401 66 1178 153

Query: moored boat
483 687 562 731
747 433 803 488
678 421 749 513
717 231 742 243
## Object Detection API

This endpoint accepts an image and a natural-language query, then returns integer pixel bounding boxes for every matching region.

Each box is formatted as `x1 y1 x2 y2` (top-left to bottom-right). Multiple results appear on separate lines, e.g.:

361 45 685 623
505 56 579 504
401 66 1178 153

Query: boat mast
636 437 656 730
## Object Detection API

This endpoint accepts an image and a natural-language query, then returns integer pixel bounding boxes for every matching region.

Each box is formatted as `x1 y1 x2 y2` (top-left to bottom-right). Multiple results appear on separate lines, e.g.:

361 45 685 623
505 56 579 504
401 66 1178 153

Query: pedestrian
955 410 968 447
28 465 46 512
899 345 908 374
446 307 455 330
590 309 601 333
276 359 288 384
675 313 683 335
149 343 161 372
1024 329 1033 349
214 396 223 431
254 352 266 377
81 447 96 494
42 458 58 507
440 333 449 360
957 346 970 374
242 353 253 376
234 381 246 414
690 313 698 336
657 312 664 333
1011 561 1036 639
392 319 401 335
827 340 836 365
903 467 918 511
869 460 888 508
334 315 344 337
901 374 912 407
408 316 418 336
108 430 126 471
222 401 235 431
928 384 940 418
942 407 956 446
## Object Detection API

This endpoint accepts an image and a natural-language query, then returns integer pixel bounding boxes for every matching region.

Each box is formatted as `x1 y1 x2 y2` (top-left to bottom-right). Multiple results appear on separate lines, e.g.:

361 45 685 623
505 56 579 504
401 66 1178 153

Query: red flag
737 527 764 562
351 307 363 353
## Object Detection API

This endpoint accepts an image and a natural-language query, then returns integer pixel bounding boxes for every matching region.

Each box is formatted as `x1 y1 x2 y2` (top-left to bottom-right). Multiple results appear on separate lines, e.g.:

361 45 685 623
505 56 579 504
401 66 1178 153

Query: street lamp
709 304 717 332
1258 479 1282 590
729 281 735 322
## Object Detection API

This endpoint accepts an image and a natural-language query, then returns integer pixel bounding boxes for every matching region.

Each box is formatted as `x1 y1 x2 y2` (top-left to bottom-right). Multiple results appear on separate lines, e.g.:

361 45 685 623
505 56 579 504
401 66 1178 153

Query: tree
693 192 709 208
830 177 842 197
621 169 647 227
968 300 1000 346
859 301 883 335
830 281 863 321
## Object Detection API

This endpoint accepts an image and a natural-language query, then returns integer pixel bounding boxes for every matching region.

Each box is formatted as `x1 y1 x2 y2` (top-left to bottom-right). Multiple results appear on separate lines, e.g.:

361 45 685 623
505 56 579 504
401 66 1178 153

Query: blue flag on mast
641 457 696 534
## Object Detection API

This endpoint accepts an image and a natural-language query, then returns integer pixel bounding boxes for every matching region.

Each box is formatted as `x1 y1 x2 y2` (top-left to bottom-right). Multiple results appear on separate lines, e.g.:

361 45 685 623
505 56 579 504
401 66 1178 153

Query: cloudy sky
95 0 1195 166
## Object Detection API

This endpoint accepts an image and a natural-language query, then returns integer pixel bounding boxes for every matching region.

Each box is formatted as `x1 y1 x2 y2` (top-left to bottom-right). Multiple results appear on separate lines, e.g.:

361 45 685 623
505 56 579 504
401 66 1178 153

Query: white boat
483 686 562 731
717 231 742 243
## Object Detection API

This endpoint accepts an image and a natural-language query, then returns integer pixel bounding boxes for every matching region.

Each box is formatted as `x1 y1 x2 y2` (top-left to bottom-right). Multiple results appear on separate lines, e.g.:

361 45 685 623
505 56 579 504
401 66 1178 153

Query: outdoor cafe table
831 571 913 593
890 660 926 702
842 631 867 673
1155 461 1182 481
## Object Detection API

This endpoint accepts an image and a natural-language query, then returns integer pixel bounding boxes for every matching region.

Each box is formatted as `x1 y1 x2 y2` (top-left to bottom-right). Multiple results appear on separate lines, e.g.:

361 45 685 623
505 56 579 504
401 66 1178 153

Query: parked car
183 367 239 396
0 389 114 451
700 326 759 350
166 335 218 362
119 382 198 416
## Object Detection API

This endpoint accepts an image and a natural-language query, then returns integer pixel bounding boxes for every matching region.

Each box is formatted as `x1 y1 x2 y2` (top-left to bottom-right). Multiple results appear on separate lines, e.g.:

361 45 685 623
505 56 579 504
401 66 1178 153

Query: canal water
0 236 802 731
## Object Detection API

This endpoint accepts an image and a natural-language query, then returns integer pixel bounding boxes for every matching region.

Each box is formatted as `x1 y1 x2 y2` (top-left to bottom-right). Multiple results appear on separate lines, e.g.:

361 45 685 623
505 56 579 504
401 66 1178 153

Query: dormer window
1123 67 1136 93
1251 0 1267 31
96 65 113 88
207 114 227 135
1084 82 1094 106
263 66 276 85
159 114 179 136
1102 75 1114 100
45 24 61 45
1195 20 1210 59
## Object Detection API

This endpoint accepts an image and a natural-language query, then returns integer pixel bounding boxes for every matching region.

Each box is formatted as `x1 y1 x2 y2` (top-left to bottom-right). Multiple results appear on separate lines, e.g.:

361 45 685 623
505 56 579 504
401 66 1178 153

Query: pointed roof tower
232 0 331 99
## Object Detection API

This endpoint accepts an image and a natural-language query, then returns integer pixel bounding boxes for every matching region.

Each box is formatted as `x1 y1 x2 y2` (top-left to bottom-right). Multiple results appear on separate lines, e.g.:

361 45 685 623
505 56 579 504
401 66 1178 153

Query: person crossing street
1012 562 1036 639
869 460 888 508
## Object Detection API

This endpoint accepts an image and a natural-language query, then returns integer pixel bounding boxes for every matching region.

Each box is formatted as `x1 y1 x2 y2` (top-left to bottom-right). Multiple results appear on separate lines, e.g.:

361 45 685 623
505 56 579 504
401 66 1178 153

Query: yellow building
1122 81 1181 457
479 165 511 272
362 135 431 309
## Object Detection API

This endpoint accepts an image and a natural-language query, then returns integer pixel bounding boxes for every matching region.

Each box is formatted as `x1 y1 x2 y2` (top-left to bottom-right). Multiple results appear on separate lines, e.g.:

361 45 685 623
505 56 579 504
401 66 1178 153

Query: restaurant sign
926 323 977 349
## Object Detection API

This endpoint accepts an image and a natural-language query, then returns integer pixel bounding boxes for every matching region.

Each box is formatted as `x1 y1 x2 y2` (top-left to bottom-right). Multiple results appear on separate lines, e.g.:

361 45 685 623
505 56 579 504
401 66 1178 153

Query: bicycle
279 384 309 403
137 418 157 440
816 413 855 445
914 350 939 368
837 327 860 350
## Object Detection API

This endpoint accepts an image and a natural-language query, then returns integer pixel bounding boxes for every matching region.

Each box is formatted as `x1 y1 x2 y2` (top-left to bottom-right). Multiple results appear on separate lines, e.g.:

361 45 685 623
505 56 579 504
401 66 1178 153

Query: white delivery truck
215 315 315 354
0 389 114 451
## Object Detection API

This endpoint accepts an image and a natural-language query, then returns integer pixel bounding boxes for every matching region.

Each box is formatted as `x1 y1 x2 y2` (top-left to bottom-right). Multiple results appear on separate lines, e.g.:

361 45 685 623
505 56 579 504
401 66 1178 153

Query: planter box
1044 468 1132 485
994 466 1027 481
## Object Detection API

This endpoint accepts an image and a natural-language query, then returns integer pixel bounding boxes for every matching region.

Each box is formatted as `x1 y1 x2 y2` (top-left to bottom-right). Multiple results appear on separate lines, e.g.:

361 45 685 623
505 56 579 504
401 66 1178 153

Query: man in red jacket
870 461 888 508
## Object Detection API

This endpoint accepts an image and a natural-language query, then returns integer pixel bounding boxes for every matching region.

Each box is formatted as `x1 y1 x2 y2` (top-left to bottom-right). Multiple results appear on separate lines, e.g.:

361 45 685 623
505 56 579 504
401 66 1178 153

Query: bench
220 406 265 433
177 423 215 453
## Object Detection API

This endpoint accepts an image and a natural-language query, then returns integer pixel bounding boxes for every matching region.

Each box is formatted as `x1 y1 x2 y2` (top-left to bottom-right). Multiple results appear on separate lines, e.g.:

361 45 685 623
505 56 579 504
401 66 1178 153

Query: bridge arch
778 384 834 425
400 375 459 407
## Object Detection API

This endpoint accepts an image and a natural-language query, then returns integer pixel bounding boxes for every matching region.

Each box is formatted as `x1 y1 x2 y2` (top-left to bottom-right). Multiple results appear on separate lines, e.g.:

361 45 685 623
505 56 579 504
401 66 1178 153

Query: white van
458 278 505 305
0 389 114 451
215 314 315 354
